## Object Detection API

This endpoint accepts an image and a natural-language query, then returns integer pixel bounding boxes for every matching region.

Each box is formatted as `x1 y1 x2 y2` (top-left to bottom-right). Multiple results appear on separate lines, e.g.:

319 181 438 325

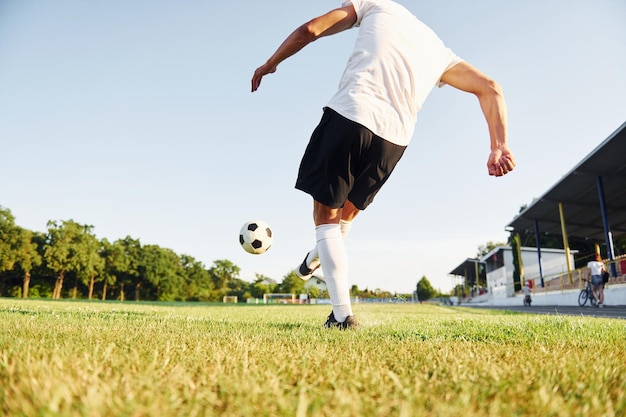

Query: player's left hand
487 145 516 177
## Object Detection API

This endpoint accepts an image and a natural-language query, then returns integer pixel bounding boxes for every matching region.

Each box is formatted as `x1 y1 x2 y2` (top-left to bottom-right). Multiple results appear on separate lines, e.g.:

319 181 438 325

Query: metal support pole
596 176 618 278
558 202 573 285
533 219 544 287
474 261 479 289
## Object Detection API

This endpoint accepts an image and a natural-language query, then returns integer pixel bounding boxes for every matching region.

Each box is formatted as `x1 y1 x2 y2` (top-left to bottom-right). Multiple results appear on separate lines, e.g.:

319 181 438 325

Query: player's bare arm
441 61 516 177
251 5 357 92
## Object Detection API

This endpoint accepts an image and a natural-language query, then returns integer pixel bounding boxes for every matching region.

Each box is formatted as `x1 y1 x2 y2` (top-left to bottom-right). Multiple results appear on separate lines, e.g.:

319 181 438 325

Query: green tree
226 277 252 303
350 284 360 298
209 259 240 290
115 237 141 301
373 288 393 298
15 228 43 298
476 241 506 258
415 276 437 302
101 238 129 300
307 285 322 299
451 284 465 300
180 254 213 301
0 207 21 295
250 274 277 299
71 229 104 299
509 232 522 292
276 270 306 295
44 220 94 299
139 245 183 301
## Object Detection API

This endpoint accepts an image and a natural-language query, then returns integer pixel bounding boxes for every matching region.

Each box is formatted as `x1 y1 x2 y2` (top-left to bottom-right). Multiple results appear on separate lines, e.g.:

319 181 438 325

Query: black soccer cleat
295 252 320 281
323 311 359 330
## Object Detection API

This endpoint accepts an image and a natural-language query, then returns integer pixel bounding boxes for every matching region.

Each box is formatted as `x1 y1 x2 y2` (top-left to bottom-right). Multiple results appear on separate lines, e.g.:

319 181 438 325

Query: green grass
0 299 624 417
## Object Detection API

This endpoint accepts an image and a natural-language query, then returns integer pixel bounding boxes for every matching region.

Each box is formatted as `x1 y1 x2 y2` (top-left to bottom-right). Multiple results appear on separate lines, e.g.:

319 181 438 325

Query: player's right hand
251 62 276 92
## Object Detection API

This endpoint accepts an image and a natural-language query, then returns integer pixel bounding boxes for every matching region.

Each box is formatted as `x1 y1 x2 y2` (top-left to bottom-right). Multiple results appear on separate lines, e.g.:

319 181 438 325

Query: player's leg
313 136 406 324
294 108 405 327
312 200 355 324
297 200 359 280
294 108 363 281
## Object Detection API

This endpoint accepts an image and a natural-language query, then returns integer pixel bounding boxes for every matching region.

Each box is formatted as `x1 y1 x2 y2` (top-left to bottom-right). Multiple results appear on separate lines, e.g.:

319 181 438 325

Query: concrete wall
476 283 626 307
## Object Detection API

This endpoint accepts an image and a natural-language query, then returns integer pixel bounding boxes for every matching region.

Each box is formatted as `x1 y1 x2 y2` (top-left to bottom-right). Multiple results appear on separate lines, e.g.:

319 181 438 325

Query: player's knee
341 200 360 222
313 201 341 226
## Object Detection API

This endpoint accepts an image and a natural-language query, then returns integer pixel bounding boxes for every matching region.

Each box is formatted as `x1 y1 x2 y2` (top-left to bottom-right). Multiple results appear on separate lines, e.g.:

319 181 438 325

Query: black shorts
295 108 406 210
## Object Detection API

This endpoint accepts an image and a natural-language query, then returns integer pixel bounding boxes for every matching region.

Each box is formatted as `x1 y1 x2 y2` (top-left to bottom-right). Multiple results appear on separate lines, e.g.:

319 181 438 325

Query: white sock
316 224 352 322
305 219 352 269
339 219 352 237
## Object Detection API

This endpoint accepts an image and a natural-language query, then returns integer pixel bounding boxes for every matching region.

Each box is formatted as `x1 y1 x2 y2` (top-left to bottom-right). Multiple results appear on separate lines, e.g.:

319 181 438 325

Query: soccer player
251 0 516 329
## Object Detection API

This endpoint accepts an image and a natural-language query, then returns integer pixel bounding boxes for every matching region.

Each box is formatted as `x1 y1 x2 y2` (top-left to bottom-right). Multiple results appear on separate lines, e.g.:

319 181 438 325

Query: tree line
0 206 416 302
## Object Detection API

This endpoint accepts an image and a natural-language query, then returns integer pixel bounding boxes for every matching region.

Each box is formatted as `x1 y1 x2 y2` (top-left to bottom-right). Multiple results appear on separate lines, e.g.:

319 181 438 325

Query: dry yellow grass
0 299 624 416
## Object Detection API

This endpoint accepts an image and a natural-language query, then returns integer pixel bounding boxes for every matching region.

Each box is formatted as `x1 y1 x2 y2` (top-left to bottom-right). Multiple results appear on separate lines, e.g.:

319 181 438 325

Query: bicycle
523 294 532 307
578 278 598 307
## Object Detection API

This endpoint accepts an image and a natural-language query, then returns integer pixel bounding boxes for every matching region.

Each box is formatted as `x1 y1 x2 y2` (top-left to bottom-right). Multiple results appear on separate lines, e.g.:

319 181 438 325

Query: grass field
1 299 625 417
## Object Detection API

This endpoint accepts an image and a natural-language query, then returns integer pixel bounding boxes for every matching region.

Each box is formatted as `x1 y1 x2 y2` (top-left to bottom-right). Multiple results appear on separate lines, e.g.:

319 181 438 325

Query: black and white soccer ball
239 220 273 254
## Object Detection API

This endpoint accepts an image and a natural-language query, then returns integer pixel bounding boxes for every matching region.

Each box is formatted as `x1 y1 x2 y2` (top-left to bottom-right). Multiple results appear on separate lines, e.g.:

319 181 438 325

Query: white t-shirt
587 261 604 276
326 0 463 146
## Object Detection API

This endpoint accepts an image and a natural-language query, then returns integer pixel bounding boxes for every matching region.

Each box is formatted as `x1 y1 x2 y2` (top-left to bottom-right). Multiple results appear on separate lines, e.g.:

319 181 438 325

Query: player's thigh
296 109 368 208
348 136 406 210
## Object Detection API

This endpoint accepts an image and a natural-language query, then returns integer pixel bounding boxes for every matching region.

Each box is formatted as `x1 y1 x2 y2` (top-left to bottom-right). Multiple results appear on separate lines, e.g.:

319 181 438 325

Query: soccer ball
239 220 273 254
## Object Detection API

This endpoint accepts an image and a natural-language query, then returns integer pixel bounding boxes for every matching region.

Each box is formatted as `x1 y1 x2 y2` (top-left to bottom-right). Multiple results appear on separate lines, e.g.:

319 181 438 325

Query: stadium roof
449 258 483 277
506 121 626 242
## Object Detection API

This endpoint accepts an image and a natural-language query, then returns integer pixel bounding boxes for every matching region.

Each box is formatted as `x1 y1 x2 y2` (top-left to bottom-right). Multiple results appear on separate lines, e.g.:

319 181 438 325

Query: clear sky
1 1 625 294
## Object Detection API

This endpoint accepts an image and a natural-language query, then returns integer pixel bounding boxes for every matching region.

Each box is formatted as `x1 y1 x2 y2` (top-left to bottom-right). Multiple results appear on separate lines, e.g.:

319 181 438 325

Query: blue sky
1 1 625 294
